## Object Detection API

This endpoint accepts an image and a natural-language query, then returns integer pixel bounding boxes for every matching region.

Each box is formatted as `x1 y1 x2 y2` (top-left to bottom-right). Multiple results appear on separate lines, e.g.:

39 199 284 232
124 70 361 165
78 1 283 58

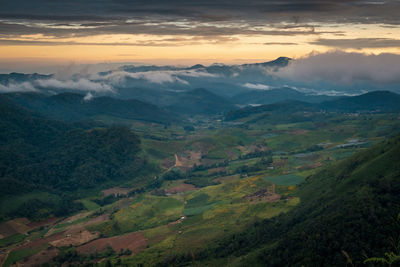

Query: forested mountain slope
0 96 150 221
3 92 177 123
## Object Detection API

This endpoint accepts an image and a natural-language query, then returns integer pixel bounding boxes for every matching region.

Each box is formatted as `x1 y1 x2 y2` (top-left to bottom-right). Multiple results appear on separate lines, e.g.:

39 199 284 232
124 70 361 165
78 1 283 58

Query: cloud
310 38 400 49
0 66 220 94
242 83 271 90
0 0 397 46
53 63 92 80
0 74 113 94
276 51 400 84
100 69 218 85
263 42 298 46
0 22 334 47
103 71 186 85
287 85 361 96
36 78 114 92
0 82 37 93
1 0 399 26
177 69 219 78
83 92 94 101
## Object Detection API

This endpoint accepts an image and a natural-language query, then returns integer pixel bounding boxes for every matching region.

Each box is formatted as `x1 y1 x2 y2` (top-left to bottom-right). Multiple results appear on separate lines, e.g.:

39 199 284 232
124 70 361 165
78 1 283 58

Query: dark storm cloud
1 0 397 20
1 0 397 21
310 38 400 49
0 0 399 40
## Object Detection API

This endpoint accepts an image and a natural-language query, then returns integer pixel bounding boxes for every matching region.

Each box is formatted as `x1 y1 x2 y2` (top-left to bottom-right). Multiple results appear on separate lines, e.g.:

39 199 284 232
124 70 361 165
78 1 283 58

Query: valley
1 92 399 266
2 0 400 265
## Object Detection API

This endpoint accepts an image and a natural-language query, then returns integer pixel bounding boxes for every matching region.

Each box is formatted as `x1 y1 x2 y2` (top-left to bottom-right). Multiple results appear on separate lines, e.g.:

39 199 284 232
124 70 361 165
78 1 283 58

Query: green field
3 244 49 267
79 199 101 211
0 233 25 248
265 174 303 185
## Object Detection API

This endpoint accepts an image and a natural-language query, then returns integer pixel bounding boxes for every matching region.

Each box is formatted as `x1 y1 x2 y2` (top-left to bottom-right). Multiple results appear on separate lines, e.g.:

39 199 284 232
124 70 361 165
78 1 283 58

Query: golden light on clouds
0 22 399 67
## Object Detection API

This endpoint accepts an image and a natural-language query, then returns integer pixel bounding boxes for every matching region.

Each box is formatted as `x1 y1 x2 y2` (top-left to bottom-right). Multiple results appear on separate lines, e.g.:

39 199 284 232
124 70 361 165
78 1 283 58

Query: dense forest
3 92 177 123
0 96 148 221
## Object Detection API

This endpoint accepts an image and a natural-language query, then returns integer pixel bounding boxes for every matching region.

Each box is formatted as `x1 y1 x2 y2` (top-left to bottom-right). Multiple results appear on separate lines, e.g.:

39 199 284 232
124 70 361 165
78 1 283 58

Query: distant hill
321 90 400 112
0 96 152 221
225 100 317 121
240 56 291 68
2 59 400 106
175 134 400 266
3 89 234 121
118 57 291 75
114 86 186 107
115 57 295 98
3 92 178 123
231 87 334 105
0 72 50 85
167 88 236 115
226 91 400 121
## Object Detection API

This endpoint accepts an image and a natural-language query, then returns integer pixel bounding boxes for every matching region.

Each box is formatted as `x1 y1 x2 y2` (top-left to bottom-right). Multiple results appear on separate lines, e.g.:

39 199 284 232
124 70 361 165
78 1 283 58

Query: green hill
3 92 177 123
225 100 317 124
225 91 400 123
172 135 400 266
167 88 236 115
0 96 152 221
231 87 333 105
322 90 400 112
226 100 315 119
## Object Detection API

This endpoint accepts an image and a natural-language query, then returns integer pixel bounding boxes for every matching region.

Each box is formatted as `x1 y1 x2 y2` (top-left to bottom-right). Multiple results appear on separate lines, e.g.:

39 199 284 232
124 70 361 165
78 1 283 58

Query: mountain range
3 57 399 103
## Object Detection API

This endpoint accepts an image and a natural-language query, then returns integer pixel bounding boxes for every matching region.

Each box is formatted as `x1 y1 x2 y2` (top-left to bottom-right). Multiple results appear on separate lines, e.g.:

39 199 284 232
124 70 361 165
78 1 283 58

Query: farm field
0 112 399 266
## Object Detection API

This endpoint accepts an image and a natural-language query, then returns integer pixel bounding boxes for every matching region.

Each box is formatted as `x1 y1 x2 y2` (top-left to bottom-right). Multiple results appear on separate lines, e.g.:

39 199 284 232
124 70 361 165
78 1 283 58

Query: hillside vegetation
172 135 400 266
226 91 400 122
1 88 400 266
3 92 177 123
0 96 149 221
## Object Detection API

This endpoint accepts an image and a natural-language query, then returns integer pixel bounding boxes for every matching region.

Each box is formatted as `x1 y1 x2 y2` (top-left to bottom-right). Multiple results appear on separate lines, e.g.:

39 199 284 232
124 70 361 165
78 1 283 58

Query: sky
1 0 400 72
